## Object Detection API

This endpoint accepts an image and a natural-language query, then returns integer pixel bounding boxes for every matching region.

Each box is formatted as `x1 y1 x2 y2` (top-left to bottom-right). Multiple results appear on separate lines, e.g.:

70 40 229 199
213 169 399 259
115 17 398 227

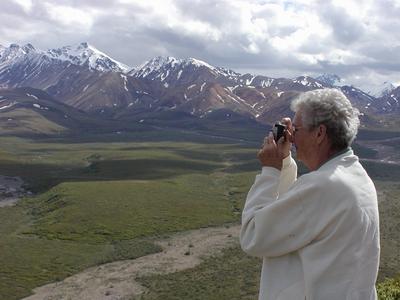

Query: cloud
43 3 96 29
12 0 33 13
0 0 399 88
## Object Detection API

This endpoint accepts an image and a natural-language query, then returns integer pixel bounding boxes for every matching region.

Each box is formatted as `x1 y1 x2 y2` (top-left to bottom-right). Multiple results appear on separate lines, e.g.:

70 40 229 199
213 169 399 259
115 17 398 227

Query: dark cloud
319 2 366 45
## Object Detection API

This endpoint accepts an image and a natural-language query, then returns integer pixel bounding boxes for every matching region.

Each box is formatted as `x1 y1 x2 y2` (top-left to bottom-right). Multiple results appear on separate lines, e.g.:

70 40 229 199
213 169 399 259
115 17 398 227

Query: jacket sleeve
278 154 297 195
240 161 344 258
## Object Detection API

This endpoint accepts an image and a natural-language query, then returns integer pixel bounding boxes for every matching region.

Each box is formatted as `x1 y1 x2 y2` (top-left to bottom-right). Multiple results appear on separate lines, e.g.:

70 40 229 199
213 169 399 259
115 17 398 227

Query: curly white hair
291 88 360 150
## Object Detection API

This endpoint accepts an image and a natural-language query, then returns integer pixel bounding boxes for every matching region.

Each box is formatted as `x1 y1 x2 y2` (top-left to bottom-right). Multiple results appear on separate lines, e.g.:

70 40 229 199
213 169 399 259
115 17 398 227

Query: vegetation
135 180 400 300
0 134 255 299
0 129 398 299
137 245 400 300
376 181 400 281
378 275 400 300
20 175 237 243
137 246 261 300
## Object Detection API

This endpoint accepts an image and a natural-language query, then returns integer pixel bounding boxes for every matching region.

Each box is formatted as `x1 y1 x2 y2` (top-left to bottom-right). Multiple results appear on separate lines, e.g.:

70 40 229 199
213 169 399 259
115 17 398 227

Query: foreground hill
0 87 157 136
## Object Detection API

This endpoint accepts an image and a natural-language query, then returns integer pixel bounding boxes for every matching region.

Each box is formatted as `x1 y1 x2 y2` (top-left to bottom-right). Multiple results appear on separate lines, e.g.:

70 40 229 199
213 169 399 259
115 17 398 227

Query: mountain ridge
0 42 399 134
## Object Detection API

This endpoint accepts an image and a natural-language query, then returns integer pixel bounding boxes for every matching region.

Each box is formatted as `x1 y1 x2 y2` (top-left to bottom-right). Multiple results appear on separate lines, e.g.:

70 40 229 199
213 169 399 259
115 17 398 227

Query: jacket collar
317 147 355 171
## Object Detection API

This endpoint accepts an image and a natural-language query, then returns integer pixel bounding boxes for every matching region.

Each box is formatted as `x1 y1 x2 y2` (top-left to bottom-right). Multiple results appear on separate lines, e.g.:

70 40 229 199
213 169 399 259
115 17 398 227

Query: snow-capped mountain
0 43 56 89
131 56 240 86
340 85 381 112
0 42 398 129
47 42 130 73
122 57 335 122
0 42 132 100
0 43 40 69
0 42 130 84
364 81 396 98
378 86 400 113
315 74 344 87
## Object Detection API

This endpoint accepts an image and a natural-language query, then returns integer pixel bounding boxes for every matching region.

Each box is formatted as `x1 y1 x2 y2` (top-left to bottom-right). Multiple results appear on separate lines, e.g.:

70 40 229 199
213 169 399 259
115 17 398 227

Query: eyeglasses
292 125 303 133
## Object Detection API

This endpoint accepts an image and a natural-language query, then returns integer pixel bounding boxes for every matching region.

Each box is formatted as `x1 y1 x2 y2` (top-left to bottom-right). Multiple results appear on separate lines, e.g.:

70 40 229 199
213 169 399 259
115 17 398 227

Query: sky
1 0 399 91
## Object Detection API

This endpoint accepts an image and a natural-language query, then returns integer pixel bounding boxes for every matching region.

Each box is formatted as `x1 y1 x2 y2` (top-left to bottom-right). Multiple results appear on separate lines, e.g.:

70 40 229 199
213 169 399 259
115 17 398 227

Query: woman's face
292 111 317 167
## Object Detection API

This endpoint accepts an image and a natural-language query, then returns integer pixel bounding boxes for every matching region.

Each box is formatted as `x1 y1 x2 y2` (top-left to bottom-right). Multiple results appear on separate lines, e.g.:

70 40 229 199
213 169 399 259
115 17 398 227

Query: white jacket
240 149 380 300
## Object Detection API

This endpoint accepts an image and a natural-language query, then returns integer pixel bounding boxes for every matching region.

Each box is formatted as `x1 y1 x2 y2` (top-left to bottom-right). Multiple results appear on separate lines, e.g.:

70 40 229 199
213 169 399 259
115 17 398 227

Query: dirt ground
23 225 241 300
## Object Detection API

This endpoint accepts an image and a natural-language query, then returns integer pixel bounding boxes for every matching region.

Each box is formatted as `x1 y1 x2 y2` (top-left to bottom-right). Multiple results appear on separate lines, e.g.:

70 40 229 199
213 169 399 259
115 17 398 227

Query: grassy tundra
0 132 398 300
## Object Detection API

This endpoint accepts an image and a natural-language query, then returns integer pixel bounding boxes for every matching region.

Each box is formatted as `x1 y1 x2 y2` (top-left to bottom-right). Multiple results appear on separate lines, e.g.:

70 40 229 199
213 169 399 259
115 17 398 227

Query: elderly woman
240 89 380 300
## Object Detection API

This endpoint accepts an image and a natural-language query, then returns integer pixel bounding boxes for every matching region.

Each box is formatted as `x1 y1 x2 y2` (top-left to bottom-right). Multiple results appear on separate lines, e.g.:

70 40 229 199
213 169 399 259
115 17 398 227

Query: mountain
0 43 50 88
0 87 150 135
340 86 381 113
315 74 344 87
47 42 130 73
0 43 130 90
364 81 396 98
125 57 332 123
0 43 140 112
0 42 399 133
0 87 87 135
379 86 400 113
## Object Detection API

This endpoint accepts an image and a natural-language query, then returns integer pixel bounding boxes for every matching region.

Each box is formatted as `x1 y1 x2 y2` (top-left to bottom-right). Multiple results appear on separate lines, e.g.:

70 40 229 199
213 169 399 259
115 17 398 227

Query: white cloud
43 2 96 30
12 0 33 13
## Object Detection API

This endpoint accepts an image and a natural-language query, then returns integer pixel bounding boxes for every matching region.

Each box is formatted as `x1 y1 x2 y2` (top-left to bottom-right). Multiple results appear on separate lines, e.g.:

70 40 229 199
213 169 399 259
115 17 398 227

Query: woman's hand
257 118 293 170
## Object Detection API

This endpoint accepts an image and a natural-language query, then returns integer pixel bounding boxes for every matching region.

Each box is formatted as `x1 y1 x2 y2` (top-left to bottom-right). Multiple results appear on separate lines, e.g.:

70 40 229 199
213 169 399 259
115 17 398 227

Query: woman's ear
316 124 327 144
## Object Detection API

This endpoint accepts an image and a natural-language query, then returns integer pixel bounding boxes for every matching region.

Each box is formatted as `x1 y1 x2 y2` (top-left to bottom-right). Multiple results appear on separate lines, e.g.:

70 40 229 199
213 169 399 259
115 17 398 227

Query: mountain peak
0 43 41 65
185 58 216 70
364 81 396 98
315 73 344 87
139 56 178 68
7 43 37 54
292 75 325 88
79 42 89 48
133 56 224 81
23 43 35 52
46 42 130 73
134 56 179 78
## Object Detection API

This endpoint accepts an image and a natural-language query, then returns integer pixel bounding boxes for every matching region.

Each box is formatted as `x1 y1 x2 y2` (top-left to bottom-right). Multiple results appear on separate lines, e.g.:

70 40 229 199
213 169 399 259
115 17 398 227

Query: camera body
272 122 286 142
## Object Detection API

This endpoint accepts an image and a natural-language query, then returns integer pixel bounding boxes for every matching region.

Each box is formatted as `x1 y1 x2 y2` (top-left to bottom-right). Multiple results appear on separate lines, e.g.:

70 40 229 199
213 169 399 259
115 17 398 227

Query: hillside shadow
0 158 222 194
360 160 400 181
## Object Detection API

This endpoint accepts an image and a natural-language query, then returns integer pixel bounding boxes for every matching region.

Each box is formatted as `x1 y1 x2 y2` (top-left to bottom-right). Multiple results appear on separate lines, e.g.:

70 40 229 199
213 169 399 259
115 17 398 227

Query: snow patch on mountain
187 58 215 70
0 101 17 110
120 74 129 91
245 76 254 85
0 44 7 59
27 93 38 100
260 79 274 88
293 76 322 88
33 103 49 110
